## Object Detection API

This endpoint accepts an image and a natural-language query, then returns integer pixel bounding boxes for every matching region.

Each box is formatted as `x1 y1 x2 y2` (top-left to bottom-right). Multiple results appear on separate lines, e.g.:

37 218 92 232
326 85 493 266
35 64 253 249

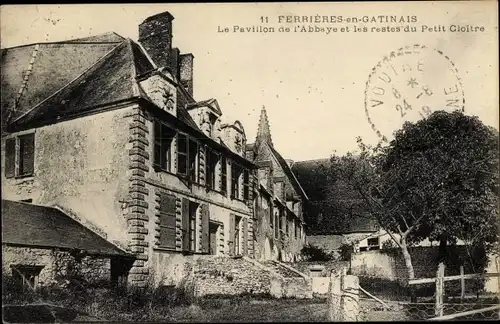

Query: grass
177 296 329 322
2 271 329 323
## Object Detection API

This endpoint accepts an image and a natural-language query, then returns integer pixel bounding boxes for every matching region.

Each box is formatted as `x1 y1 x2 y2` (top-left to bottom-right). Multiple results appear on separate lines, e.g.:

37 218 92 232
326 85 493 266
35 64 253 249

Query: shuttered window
220 156 227 194
242 217 248 256
4 133 35 178
158 193 177 249
177 134 188 176
181 198 190 252
200 204 210 253
228 213 235 257
188 139 198 183
243 169 250 200
5 138 16 178
206 149 219 190
231 163 242 199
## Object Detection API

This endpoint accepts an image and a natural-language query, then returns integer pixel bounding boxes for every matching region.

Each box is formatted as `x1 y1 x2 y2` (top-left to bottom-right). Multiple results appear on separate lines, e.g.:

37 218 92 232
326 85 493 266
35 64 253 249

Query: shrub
301 244 333 261
339 243 354 261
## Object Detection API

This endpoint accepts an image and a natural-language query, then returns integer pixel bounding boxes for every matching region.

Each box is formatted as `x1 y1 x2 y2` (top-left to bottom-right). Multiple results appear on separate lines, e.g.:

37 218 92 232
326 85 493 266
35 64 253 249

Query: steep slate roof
269 144 309 201
64 32 126 43
10 40 139 127
2 34 200 134
1 200 131 257
1 41 121 125
292 158 379 234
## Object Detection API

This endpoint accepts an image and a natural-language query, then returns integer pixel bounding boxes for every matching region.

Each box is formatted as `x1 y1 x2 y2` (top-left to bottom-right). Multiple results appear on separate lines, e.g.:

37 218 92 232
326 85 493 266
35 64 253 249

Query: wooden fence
408 263 500 320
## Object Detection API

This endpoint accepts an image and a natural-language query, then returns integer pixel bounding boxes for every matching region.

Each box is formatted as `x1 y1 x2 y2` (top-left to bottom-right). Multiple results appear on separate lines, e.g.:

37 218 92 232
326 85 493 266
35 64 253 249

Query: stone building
1 11 307 288
246 107 308 262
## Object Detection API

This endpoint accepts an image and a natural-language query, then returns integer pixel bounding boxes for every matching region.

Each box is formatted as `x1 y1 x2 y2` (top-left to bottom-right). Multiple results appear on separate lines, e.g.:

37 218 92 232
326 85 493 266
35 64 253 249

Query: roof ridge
11 41 125 124
1 32 125 50
52 205 130 254
268 143 309 200
126 39 141 97
135 40 158 70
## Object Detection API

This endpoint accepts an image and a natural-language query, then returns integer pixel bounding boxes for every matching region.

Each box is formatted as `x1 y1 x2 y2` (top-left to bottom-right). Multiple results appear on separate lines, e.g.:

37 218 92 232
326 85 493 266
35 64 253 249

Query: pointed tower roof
255 105 273 148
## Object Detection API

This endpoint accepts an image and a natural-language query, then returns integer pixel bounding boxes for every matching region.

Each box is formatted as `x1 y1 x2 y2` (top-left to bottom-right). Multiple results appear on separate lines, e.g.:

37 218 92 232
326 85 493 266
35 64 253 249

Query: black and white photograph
1 2 498 322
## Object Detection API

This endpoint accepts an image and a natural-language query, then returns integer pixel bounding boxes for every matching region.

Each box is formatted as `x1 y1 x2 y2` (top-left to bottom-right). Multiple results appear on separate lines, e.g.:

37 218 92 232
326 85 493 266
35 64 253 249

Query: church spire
256 105 273 148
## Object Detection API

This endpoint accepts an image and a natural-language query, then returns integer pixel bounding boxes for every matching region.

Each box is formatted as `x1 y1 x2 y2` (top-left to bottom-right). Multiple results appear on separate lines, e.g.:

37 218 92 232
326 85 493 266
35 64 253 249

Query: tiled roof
1 200 131 257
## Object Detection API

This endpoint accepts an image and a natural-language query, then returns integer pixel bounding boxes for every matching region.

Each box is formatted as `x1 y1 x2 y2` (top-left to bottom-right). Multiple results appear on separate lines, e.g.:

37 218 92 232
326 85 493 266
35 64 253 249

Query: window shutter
153 120 162 169
242 217 248 256
159 193 176 249
181 197 190 251
5 138 15 178
19 133 35 176
228 213 235 256
200 204 210 253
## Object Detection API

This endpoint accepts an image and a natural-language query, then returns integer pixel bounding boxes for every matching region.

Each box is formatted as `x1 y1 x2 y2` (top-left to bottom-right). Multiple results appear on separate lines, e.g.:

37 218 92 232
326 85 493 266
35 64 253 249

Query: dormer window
209 114 218 135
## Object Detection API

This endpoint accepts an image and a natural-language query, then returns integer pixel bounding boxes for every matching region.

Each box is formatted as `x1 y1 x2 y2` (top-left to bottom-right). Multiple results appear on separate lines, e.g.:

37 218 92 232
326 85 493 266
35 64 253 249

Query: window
231 163 242 199
270 205 274 229
5 133 35 178
285 214 289 236
153 121 175 172
366 237 380 251
189 202 197 251
11 265 43 289
177 134 188 176
182 199 199 253
188 139 198 182
274 210 280 239
293 218 297 239
177 134 199 182
243 169 250 200
278 211 283 234
234 216 241 256
220 156 227 194
206 149 219 190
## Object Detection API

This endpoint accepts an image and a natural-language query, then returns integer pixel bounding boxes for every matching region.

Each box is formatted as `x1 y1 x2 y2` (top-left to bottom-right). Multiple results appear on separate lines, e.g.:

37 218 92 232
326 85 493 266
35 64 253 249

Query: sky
1 2 498 161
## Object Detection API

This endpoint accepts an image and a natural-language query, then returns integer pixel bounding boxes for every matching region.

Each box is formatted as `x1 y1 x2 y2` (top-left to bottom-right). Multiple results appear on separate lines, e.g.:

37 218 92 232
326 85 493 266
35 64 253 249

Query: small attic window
209 113 218 135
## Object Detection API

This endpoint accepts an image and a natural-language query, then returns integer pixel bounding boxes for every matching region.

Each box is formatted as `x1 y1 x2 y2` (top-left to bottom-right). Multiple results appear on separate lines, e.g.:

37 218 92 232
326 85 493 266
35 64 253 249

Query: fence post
460 265 465 301
328 269 343 321
435 263 445 317
342 274 360 321
328 267 359 321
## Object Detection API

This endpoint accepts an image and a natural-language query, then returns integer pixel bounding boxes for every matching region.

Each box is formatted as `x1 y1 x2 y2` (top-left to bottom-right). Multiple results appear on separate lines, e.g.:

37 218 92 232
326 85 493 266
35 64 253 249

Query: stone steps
261 260 303 278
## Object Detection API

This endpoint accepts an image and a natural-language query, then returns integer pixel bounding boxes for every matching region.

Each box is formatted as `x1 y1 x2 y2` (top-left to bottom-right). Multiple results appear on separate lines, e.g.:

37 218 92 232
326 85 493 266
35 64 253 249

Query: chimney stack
138 11 174 69
179 53 194 96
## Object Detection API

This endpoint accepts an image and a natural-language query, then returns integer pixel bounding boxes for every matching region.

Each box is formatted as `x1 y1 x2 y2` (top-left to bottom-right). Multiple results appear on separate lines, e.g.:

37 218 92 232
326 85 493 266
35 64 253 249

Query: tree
336 111 499 284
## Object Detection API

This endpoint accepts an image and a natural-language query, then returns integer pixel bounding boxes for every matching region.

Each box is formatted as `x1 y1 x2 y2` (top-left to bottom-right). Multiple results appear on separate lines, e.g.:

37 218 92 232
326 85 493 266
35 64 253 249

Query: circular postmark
364 44 465 142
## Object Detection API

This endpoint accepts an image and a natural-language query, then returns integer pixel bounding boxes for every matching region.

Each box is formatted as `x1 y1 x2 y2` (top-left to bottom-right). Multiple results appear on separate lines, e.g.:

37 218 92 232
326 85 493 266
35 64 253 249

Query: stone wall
190 256 276 296
1 106 134 247
2 245 111 286
270 277 313 299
